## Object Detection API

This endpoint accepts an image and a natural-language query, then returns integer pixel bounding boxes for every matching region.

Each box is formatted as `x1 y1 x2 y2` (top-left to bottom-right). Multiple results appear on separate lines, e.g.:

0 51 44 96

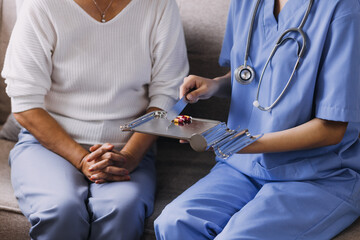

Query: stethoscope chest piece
234 65 255 85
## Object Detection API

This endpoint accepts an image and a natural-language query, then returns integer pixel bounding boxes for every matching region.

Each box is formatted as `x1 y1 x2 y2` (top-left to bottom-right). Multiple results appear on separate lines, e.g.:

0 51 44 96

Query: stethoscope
234 0 314 111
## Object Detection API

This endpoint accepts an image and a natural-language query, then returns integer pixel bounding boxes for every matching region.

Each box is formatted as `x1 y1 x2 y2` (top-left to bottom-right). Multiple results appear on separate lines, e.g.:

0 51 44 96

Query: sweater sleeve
148 0 189 112
1 0 55 113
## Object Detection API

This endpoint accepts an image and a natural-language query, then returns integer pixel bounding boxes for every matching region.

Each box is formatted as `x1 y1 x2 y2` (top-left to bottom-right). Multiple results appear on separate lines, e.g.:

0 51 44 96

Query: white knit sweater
2 0 189 147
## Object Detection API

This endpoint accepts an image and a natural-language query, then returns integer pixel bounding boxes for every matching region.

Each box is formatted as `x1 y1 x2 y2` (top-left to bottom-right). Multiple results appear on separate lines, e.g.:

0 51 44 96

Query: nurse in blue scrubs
155 0 360 239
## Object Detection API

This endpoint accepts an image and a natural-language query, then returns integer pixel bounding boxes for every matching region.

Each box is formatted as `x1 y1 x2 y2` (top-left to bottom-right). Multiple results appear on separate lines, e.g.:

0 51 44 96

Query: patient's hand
86 143 138 184
79 155 98 181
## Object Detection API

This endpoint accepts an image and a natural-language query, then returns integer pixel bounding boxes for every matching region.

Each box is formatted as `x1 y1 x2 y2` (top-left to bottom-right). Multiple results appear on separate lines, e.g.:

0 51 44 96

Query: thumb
186 91 197 102
186 85 209 103
186 91 200 103
104 143 114 151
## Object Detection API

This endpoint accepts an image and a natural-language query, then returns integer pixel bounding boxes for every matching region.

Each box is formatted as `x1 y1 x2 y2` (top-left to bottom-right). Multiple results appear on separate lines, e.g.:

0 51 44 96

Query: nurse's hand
180 72 232 103
85 143 139 184
180 75 221 103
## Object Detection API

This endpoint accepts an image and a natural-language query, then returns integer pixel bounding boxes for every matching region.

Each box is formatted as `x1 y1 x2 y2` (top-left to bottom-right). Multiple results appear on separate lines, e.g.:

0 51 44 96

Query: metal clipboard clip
189 124 263 159
120 111 262 159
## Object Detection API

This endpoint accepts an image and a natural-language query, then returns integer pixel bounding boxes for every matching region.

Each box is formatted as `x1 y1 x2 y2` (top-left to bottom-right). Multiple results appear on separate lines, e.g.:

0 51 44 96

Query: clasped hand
80 143 138 184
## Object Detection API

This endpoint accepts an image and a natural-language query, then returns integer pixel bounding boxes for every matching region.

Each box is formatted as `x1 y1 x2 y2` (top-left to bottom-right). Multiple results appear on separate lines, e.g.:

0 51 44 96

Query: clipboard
120 111 262 159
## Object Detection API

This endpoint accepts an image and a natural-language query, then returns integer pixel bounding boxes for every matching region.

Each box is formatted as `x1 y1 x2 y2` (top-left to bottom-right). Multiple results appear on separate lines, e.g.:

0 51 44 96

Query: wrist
120 149 139 163
213 73 231 98
75 148 90 171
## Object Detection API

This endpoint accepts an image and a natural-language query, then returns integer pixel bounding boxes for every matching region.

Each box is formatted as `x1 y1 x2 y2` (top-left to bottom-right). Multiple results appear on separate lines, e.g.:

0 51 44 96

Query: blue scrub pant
10 130 156 240
155 161 360 240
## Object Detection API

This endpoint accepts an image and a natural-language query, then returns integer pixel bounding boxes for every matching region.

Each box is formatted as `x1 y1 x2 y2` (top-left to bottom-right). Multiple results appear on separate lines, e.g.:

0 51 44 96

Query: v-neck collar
70 0 138 25
263 0 308 32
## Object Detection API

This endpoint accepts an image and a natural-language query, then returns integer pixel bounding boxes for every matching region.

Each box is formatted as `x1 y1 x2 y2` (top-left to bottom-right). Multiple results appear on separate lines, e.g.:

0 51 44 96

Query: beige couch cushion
0 135 31 240
176 0 230 78
0 138 16 210
0 0 17 124
175 0 231 122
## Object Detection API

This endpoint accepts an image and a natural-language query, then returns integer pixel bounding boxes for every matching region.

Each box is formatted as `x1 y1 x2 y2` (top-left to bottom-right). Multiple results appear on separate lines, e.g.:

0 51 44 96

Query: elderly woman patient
1 0 188 239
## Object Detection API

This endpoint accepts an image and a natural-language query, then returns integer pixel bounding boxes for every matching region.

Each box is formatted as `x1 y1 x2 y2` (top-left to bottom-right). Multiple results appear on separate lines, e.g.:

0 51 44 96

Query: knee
30 197 87 226
56 198 87 220
154 203 188 239
155 205 174 228
155 199 222 240
28 197 89 239
89 197 147 240
92 195 146 224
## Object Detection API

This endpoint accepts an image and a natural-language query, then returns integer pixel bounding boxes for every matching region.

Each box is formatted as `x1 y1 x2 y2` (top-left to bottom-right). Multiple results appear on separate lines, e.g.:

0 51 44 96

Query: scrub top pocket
252 151 343 181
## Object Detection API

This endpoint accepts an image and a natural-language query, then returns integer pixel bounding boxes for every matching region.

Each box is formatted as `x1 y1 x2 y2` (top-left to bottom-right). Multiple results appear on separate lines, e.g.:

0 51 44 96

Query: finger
182 75 213 103
89 172 107 181
88 158 113 172
95 179 106 184
107 174 131 182
101 152 126 164
90 172 130 182
179 139 189 144
87 143 114 162
180 75 197 99
89 144 102 152
103 166 129 176
87 148 108 162
186 84 210 103
89 158 128 175
101 143 114 151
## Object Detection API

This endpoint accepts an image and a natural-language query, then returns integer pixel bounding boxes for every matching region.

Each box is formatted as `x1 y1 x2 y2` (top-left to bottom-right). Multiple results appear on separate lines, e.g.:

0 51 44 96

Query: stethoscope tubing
243 0 262 67
237 0 314 111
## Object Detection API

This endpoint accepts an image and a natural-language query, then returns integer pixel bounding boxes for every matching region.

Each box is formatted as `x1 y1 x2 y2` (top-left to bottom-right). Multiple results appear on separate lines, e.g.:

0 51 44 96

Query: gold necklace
92 0 115 23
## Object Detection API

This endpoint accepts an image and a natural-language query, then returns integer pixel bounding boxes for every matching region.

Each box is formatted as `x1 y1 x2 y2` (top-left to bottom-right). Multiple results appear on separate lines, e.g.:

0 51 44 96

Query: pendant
101 14 106 23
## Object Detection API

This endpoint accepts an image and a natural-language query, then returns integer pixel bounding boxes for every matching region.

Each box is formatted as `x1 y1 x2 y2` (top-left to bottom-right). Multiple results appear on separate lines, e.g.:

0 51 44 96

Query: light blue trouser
155 161 360 240
10 129 156 240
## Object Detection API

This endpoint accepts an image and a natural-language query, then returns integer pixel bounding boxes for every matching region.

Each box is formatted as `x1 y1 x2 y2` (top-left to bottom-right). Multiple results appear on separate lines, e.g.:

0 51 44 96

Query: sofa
1 0 360 239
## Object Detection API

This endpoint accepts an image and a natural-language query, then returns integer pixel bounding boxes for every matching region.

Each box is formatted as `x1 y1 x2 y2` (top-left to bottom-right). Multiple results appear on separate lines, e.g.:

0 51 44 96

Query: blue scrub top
219 0 360 181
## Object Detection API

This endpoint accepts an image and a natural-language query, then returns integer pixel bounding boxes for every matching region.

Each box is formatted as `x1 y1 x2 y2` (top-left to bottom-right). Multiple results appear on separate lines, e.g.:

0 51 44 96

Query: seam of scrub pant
296 200 360 240
296 176 360 240
346 171 360 209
